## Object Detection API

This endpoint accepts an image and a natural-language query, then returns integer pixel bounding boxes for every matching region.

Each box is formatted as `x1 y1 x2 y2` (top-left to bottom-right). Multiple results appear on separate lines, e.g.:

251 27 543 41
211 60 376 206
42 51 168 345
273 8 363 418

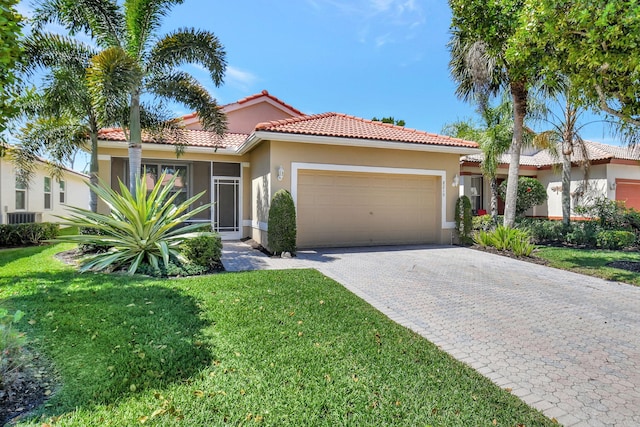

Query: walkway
222 241 640 427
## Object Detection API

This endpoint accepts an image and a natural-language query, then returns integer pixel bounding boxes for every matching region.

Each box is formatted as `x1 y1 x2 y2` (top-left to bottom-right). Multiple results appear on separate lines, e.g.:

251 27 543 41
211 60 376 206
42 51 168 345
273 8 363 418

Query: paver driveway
222 242 640 427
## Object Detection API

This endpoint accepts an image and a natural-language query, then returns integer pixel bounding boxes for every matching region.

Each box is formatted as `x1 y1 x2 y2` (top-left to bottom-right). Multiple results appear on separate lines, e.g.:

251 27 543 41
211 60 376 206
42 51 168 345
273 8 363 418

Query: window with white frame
469 176 483 213
15 176 27 210
59 180 66 204
44 177 52 209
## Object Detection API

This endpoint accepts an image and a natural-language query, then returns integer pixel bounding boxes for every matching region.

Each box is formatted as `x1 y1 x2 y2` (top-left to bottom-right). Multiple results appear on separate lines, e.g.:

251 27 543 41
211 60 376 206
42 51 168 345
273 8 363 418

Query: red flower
526 187 531 192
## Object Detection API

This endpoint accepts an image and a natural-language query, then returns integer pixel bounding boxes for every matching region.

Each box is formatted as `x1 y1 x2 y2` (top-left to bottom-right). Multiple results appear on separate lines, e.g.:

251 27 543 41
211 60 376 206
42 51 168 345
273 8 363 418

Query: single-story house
460 141 640 219
96 90 479 248
0 147 89 224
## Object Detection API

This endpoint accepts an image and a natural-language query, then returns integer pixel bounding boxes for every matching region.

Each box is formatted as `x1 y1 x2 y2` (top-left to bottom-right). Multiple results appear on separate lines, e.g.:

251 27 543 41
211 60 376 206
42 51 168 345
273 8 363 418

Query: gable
226 101 299 134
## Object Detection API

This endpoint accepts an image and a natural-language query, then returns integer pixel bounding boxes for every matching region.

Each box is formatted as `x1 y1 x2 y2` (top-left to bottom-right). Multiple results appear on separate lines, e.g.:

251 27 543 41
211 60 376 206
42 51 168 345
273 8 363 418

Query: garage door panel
297 170 438 248
616 180 640 210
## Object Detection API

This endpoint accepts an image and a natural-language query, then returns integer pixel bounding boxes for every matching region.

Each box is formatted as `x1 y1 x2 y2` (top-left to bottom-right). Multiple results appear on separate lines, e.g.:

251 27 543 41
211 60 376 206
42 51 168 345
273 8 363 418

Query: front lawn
0 244 555 426
535 246 640 286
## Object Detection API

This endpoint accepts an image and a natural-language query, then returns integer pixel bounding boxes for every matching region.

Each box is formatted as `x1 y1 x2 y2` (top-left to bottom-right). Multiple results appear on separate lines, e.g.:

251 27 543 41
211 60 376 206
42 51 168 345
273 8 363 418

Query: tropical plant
33 0 228 192
449 0 558 228
498 178 547 217
57 172 213 274
474 225 535 256
595 230 636 250
0 0 23 145
0 309 29 395
454 195 473 245
443 93 513 220
267 189 297 255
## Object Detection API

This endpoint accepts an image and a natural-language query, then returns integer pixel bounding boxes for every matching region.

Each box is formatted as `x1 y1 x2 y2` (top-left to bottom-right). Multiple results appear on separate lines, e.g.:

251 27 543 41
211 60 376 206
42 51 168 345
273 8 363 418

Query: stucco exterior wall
0 157 88 224
248 141 271 245
268 140 463 244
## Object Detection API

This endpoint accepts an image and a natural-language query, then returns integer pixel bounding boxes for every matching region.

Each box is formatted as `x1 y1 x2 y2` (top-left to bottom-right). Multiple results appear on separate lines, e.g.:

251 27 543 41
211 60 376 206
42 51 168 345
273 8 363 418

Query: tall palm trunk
490 176 499 220
128 89 142 193
89 114 99 212
503 80 528 228
561 143 572 226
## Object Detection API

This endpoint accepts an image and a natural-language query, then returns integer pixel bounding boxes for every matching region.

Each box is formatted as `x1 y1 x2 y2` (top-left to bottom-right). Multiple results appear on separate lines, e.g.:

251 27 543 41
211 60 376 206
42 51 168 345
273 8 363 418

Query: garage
296 170 439 248
616 179 640 210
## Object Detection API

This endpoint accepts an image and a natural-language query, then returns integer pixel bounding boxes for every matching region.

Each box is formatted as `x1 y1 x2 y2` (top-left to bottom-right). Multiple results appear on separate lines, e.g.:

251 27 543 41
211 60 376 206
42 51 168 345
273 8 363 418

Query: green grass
0 244 555 426
535 246 640 286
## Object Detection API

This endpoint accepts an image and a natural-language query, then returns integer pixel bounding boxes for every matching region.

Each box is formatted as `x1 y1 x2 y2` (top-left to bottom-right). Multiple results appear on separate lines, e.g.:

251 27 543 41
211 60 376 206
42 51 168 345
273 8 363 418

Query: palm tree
33 0 227 192
534 93 608 226
17 34 106 212
443 93 513 221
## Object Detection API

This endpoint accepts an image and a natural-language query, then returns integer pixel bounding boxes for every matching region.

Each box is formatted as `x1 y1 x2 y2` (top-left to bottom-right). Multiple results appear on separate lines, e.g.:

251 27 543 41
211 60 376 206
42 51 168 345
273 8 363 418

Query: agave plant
58 172 213 274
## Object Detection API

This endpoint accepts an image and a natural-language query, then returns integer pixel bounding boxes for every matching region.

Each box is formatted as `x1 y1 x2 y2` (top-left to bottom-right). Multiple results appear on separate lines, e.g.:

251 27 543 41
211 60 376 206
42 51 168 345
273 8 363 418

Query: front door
212 177 241 239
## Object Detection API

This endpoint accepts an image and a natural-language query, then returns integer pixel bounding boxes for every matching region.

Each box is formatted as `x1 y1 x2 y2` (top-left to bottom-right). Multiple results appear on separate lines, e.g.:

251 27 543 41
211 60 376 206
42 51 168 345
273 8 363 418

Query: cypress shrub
455 195 473 245
267 189 297 255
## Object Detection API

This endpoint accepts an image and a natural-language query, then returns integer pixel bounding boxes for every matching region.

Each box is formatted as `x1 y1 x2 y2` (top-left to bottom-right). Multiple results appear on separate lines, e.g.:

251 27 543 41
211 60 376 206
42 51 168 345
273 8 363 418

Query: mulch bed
604 260 640 273
469 244 550 266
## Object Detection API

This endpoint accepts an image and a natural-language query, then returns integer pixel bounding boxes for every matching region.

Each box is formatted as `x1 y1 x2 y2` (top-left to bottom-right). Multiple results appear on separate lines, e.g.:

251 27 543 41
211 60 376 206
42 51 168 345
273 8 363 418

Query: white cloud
225 66 258 90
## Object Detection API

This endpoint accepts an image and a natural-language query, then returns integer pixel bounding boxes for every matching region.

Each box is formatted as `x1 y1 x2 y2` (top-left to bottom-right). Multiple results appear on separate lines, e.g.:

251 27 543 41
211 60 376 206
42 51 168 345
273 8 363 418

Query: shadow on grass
2 270 214 419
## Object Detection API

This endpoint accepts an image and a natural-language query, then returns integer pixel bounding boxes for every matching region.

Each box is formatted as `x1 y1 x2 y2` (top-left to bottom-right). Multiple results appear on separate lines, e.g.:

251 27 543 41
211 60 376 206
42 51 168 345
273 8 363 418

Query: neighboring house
96 90 479 248
0 149 89 224
460 141 640 219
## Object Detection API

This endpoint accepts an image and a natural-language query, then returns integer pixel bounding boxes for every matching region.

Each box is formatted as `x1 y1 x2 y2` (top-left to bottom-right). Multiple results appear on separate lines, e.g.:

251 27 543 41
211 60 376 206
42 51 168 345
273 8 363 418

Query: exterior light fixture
451 174 459 187
277 166 285 181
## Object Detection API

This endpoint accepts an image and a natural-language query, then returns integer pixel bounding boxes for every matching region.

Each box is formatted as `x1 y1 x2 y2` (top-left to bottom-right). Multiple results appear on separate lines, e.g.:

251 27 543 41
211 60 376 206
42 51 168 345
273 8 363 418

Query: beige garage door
616 179 640 210
297 170 439 248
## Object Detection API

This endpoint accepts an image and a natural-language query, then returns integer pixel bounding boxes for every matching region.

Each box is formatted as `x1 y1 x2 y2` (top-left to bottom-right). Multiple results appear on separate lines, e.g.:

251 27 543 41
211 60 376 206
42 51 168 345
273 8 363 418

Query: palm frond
147 71 227 135
150 28 226 85
87 46 142 127
31 0 124 48
124 0 183 58
21 32 96 76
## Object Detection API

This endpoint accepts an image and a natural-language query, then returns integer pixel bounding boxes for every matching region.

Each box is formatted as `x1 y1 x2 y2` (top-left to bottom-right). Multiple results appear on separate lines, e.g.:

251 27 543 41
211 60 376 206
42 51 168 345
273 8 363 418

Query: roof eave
240 131 481 155
97 139 242 155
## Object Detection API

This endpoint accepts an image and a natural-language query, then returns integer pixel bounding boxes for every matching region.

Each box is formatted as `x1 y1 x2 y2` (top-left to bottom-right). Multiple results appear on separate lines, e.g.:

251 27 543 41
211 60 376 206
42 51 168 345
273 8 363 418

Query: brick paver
222 242 640 426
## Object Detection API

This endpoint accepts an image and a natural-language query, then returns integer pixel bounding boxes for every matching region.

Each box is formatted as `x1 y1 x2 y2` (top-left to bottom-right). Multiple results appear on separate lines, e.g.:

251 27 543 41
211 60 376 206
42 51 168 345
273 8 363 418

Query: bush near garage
267 189 297 255
455 195 473 245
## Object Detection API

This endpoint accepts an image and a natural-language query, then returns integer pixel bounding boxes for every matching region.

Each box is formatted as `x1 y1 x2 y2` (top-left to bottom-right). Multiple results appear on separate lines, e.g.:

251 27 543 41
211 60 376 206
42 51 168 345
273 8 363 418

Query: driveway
222 242 640 427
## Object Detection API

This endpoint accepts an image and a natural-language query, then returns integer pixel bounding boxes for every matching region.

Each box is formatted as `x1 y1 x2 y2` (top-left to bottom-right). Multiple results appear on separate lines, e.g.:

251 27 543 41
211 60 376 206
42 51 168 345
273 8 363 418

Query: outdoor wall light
609 181 617 190
277 165 285 181
451 174 459 187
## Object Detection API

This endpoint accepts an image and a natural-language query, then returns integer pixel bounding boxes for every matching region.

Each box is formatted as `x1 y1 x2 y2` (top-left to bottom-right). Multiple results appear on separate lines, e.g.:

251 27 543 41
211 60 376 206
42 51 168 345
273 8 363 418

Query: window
15 177 27 210
141 163 189 205
44 177 52 209
470 176 483 214
59 180 66 204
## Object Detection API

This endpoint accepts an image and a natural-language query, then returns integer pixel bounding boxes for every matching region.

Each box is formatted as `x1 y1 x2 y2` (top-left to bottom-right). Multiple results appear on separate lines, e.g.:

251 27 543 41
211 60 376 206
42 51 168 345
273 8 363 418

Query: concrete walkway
221 241 640 427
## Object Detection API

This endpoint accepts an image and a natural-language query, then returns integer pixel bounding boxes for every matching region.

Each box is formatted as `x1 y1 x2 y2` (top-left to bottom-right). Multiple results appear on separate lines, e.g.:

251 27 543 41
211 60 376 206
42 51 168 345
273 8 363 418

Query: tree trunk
561 146 572 226
128 89 142 194
89 116 100 213
490 176 499 220
503 80 528 228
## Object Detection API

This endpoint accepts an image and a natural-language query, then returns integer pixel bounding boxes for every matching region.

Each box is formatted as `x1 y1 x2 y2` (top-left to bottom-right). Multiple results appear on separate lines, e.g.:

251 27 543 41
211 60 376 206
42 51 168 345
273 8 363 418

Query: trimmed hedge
0 222 59 247
267 189 297 255
596 230 636 250
182 233 223 270
455 195 473 245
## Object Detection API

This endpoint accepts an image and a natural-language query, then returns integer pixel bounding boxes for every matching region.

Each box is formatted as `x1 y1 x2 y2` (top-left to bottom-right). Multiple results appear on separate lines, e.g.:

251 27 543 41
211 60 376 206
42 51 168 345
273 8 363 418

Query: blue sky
17 0 614 143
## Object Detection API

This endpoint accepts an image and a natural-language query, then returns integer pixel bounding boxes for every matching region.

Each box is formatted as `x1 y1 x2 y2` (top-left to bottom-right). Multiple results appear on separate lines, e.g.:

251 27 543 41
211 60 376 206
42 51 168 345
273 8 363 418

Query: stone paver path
222 242 640 427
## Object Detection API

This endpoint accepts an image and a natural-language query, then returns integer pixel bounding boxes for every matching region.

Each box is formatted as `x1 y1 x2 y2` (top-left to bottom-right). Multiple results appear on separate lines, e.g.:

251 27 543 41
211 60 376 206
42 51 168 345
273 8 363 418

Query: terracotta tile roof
255 113 479 148
233 90 304 115
462 140 640 167
98 128 248 149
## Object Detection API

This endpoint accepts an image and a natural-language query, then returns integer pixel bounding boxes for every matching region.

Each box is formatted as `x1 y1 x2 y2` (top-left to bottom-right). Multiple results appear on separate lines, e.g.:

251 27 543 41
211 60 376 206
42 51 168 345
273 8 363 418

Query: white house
460 141 640 219
0 150 89 224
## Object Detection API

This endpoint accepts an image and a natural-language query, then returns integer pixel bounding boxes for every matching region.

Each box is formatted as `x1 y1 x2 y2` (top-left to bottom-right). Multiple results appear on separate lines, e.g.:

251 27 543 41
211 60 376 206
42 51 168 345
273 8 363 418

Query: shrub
498 177 547 217
57 172 212 275
596 230 636 250
267 189 297 255
182 233 223 270
0 222 59 247
78 226 112 254
455 195 473 245
136 259 209 277
472 214 499 232
0 309 30 395
473 225 536 257
564 221 601 247
518 218 566 244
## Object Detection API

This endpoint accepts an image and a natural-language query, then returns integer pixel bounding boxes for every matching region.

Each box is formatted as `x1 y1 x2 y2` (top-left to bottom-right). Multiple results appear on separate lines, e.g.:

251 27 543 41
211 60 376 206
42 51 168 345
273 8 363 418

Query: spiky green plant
57 172 212 274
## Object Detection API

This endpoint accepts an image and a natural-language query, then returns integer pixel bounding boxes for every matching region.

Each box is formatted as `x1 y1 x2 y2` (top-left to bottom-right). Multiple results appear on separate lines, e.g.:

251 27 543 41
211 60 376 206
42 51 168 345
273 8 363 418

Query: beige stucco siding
249 141 271 244
267 140 462 245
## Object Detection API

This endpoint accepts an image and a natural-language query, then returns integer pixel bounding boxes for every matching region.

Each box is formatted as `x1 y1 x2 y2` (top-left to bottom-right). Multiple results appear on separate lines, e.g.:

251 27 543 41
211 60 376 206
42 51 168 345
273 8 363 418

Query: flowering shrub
498 177 547 217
